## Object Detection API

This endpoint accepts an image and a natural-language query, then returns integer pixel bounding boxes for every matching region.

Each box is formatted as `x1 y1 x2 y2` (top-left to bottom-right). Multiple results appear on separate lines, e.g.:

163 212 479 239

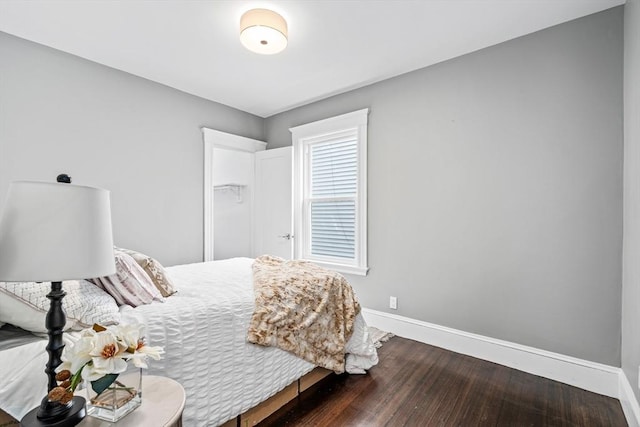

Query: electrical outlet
389 296 398 310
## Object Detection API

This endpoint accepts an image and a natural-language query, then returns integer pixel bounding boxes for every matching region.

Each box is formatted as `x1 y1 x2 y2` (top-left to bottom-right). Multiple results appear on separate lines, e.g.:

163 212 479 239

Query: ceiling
0 0 625 118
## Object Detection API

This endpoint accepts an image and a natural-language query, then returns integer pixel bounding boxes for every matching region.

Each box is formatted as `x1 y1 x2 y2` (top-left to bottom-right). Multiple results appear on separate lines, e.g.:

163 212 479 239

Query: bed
0 256 378 426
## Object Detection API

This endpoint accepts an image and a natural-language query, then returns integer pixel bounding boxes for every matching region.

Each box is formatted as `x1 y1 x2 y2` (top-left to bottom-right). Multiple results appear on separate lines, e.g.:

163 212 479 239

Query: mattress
0 324 43 351
0 257 377 426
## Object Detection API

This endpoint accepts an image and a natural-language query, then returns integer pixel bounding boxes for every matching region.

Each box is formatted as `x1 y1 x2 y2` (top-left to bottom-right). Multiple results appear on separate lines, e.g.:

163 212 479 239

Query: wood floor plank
260 336 627 427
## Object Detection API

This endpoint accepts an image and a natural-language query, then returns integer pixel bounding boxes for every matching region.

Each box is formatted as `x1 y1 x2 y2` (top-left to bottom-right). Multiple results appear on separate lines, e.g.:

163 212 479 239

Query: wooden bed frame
0 368 333 427
220 367 332 427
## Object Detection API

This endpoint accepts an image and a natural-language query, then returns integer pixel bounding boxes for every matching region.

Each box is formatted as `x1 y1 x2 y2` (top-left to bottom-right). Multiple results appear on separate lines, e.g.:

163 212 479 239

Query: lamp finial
56 174 71 184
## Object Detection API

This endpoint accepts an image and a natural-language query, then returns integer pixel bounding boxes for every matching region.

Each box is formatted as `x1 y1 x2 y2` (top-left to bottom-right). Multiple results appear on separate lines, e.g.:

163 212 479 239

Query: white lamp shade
240 8 288 55
0 181 116 282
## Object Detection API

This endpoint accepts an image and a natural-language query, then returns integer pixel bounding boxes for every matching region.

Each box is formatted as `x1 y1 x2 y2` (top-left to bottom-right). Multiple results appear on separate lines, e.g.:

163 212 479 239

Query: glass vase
84 366 142 422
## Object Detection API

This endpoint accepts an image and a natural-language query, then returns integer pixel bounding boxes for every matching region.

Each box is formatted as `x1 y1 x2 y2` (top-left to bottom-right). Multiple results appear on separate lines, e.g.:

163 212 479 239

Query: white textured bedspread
0 257 378 426
124 257 319 426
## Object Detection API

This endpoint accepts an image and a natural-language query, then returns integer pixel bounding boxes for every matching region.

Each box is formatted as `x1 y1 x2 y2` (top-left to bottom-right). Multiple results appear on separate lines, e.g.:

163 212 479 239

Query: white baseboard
619 370 640 427
361 307 640 426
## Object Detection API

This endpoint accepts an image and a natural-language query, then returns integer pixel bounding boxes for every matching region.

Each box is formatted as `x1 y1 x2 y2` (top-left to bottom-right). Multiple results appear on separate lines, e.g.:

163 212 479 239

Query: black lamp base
20 397 86 427
22 281 86 426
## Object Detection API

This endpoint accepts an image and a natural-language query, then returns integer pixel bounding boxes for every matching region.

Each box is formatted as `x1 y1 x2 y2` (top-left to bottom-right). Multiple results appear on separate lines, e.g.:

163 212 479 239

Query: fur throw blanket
247 255 361 373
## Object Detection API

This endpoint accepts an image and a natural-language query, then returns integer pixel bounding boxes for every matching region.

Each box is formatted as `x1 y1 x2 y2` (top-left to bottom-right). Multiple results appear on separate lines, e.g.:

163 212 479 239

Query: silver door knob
278 233 293 240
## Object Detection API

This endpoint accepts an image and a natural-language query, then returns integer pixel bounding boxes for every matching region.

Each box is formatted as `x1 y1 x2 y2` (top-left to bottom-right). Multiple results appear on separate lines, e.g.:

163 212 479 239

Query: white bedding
0 257 378 426
0 326 54 418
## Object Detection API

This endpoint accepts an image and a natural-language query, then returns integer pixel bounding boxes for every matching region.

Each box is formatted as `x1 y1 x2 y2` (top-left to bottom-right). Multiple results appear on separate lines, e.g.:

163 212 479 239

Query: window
291 109 368 275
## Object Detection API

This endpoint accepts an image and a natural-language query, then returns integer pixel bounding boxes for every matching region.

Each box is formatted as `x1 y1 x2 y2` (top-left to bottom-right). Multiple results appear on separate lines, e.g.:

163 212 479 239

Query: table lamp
0 176 116 426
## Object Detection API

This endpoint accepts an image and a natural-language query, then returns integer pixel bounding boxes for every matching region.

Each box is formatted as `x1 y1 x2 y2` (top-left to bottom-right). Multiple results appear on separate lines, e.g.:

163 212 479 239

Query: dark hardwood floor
260 337 627 427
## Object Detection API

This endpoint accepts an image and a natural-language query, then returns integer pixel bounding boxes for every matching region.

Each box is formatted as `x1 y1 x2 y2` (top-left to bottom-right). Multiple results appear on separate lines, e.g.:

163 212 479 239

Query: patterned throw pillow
89 251 164 307
114 247 177 297
0 280 121 333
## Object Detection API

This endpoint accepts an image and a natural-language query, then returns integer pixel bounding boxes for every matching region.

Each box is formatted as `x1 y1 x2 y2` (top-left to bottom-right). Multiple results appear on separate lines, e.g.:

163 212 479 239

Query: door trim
202 128 266 262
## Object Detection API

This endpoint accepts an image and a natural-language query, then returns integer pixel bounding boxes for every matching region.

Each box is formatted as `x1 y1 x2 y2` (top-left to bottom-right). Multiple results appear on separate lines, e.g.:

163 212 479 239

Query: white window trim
290 108 369 276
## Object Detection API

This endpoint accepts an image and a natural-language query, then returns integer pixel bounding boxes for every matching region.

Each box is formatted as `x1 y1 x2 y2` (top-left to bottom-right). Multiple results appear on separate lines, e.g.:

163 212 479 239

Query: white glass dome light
240 8 288 55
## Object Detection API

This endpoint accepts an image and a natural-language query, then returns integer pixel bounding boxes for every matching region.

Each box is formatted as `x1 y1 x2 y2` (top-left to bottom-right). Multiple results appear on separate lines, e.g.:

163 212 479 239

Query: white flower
59 328 96 374
114 323 143 353
87 330 128 380
56 322 164 393
130 342 165 368
138 343 164 360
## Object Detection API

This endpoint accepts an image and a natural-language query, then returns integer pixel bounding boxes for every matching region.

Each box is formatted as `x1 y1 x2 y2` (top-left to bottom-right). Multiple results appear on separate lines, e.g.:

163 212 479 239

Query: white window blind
309 138 357 259
291 108 369 276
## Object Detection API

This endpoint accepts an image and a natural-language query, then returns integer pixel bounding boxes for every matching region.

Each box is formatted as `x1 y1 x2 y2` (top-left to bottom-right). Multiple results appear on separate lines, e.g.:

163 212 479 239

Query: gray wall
0 32 263 266
0 8 625 367
265 8 623 365
622 0 640 401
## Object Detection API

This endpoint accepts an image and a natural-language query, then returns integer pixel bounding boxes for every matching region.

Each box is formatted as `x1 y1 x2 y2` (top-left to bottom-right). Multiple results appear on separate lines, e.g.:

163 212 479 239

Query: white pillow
0 280 121 333
89 252 164 307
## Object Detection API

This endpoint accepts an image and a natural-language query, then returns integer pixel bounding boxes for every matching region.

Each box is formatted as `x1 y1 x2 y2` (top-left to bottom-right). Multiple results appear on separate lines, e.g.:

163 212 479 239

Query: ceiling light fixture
240 8 288 55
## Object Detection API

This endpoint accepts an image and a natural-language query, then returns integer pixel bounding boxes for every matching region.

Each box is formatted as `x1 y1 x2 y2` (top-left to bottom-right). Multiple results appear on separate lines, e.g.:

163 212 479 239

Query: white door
254 147 293 259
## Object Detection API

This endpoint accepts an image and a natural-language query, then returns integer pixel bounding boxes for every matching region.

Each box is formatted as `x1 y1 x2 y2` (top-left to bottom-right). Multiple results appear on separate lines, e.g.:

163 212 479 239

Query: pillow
0 280 121 333
114 247 177 297
89 252 164 307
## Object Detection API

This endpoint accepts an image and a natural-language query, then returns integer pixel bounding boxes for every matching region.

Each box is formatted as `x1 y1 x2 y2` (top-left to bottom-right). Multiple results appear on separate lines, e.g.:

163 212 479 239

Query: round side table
79 375 185 427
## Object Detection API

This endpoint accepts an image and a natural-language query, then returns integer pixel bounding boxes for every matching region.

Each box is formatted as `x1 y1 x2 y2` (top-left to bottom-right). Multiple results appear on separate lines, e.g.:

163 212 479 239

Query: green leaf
91 373 119 395
69 365 86 392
